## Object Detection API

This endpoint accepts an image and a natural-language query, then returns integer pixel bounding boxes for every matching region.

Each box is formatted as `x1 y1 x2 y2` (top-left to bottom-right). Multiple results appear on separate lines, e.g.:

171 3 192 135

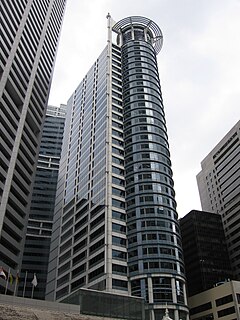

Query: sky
49 0 240 217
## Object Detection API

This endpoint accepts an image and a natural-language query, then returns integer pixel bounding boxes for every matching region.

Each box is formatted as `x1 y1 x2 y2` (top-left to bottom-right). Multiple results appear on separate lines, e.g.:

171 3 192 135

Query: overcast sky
49 0 240 217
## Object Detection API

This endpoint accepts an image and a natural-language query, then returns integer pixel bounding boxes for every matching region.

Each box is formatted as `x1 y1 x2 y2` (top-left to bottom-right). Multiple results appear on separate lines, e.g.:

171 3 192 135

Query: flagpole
4 268 10 295
31 273 37 299
31 282 34 299
14 270 19 296
23 271 28 297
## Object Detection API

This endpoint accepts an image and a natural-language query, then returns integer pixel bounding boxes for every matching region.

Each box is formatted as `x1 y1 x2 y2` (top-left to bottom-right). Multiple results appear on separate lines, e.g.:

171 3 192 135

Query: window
89 238 104 253
112 210 126 221
190 302 212 316
217 306 235 318
143 247 158 255
112 198 125 209
89 252 104 267
128 249 138 258
237 293 240 304
112 156 124 166
112 223 126 234
57 274 69 287
56 286 69 299
112 176 125 186
112 167 124 176
215 294 233 306
142 233 157 241
72 263 86 278
88 266 104 281
90 213 105 230
112 236 126 247
112 129 123 138
71 276 85 291
112 249 127 261
90 225 104 241
112 137 123 147
112 279 128 290
112 146 124 156
128 236 137 244
112 264 127 275
129 264 139 273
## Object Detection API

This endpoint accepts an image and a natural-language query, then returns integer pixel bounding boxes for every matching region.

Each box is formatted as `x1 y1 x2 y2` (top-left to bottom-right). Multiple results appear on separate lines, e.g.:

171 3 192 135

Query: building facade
0 0 67 294
46 16 188 320
197 121 240 279
18 104 66 299
180 210 232 297
188 280 240 320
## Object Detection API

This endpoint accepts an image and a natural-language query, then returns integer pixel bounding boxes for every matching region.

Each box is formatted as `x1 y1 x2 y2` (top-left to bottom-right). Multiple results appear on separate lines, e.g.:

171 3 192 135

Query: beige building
197 120 240 279
188 280 240 319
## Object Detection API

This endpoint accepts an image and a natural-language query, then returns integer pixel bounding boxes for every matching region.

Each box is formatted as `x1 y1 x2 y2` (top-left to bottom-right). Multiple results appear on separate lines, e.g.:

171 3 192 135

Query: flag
16 272 20 284
14 271 20 296
4 268 12 294
9 272 13 285
0 267 6 279
31 273 37 287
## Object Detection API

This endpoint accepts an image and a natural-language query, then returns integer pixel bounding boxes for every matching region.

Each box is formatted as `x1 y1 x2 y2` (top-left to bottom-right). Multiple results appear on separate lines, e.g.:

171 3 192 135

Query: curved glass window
134 28 145 41
122 29 132 43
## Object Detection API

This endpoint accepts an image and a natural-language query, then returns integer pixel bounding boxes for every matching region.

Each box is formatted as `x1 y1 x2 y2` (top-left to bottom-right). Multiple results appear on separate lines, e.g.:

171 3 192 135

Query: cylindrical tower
113 17 188 320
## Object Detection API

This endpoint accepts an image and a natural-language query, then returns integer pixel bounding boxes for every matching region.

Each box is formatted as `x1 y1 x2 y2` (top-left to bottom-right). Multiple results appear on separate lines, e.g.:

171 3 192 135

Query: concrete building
197 121 240 279
18 104 66 299
46 15 188 320
188 280 240 320
0 0 67 294
180 210 232 297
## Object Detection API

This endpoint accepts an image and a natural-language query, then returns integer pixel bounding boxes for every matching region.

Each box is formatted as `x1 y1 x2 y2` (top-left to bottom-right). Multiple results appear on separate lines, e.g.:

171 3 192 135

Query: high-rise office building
18 104 66 299
0 0 67 294
46 15 188 320
180 210 232 297
197 120 240 279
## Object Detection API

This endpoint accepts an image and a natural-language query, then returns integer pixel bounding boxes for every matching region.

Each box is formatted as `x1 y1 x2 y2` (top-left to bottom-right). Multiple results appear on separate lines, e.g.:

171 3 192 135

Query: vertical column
183 283 188 309
174 309 179 320
147 277 154 304
171 278 177 304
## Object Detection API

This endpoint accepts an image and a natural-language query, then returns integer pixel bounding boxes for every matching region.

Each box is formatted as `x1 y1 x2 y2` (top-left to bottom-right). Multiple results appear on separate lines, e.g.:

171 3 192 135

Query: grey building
18 104 66 299
197 120 240 279
46 15 188 320
0 0 66 294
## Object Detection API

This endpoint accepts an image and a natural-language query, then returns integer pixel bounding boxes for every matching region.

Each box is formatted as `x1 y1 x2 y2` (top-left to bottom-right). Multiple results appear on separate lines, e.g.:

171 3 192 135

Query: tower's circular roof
112 16 163 54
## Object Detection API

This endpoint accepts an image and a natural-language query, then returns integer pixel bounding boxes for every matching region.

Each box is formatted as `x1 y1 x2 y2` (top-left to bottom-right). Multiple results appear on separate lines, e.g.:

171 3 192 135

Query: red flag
0 267 6 279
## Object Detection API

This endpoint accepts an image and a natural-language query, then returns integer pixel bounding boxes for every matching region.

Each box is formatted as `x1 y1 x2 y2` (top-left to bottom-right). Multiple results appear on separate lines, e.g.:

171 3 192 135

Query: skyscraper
197 120 240 279
18 104 66 300
46 15 188 320
180 210 232 297
0 0 67 294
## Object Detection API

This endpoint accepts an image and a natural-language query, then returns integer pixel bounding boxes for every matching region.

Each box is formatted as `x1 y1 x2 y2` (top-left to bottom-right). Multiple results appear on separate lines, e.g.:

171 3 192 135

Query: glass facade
113 16 188 320
63 288 145 320
46 15 189 320
18 105 66 299
180 210 232 297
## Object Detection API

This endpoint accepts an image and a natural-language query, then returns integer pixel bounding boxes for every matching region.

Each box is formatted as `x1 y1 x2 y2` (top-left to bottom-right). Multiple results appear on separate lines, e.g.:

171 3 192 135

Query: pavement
0 303 112 320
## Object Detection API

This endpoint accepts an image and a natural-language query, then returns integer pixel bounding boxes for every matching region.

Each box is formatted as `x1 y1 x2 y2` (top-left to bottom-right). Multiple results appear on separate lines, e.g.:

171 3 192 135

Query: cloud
49 0 240 217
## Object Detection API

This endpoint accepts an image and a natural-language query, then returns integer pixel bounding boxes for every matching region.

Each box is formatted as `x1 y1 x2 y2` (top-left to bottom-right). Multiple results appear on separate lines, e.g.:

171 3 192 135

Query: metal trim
112 16 163 54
